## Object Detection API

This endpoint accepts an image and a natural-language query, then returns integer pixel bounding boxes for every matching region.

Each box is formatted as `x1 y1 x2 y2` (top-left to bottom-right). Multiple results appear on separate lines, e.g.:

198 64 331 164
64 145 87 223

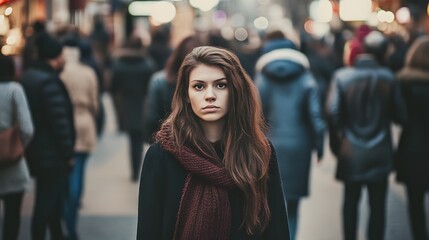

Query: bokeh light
1 45 12 56
396 7 410 24
212 10 227 28
254 16 269 30
339 0 371 21
234 27 248 41
4 7 12 16
151 1 176 23
310 0 333 23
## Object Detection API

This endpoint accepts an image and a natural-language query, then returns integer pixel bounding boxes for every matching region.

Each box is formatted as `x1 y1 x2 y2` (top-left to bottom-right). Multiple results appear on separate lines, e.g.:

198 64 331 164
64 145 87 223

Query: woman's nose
205 86 216 101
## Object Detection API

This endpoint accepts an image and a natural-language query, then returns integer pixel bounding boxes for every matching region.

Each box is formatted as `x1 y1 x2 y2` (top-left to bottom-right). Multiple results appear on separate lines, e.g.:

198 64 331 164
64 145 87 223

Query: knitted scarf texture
157 125 236 240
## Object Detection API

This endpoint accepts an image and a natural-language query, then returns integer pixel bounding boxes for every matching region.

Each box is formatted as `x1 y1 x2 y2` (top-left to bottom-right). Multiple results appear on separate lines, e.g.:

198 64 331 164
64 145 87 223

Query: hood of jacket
256 48 310 82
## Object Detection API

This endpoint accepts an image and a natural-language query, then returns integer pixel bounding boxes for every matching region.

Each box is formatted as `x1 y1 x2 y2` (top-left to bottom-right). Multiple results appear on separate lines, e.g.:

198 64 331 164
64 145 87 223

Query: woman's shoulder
144 142 186 176
0 81 21 89
145 142 176 162
267 140 279 167
0 81 25 96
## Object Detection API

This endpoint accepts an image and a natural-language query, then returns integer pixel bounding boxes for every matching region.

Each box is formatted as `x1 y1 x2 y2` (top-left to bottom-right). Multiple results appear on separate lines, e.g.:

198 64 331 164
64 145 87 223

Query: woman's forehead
189 64 226 82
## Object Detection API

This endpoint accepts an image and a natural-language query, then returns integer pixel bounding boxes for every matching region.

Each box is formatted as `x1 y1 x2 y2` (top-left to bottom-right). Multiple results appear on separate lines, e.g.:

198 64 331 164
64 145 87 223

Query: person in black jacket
110 36 156 182
143 35 202 143
20 32 75 240
137 46 290 240
395 36 429 240
326 31 407 240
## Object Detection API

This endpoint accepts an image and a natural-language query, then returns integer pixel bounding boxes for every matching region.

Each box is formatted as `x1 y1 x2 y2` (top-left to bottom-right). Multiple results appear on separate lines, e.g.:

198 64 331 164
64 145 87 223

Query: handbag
0 98 24 168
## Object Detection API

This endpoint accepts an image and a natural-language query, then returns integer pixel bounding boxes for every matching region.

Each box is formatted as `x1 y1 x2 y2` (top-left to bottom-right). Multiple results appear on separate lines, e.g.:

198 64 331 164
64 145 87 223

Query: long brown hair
157 46 271 235
165 35 202 84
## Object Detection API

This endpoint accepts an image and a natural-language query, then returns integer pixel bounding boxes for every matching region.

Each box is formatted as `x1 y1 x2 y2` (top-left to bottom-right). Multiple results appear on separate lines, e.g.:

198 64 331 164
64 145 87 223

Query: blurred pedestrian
137 46 290 239
143 35 202 143
147 26 172 71
89 15 111 70
80 38 106 137
343 24 372 66
110 36 156 181
20 32 75 240
326 31 407 240
301 34 337 105
22 20 46 71
60 36 99 240
0 55 34 240
255 36 326 240
395 36 429 240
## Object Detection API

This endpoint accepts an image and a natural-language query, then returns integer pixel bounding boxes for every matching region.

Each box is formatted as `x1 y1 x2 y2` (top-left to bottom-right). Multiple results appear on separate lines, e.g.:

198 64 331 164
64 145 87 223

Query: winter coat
110 52 156 132
143 71 175 142
0 82 33 195
255 48 326 200
60 47 99 152
395 68 429 184
137 142 290 240
326 54 407 182
20 61 76 177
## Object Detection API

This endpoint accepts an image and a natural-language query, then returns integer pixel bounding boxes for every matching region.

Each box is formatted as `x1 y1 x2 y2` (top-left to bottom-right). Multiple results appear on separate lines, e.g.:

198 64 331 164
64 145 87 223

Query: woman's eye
217 83 227 89
194 84 204 90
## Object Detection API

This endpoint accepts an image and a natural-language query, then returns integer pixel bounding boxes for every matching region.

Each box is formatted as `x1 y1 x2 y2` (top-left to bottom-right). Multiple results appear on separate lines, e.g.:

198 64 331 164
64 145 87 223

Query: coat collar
31 60 56 73
397 67 429 82
353 54 380 68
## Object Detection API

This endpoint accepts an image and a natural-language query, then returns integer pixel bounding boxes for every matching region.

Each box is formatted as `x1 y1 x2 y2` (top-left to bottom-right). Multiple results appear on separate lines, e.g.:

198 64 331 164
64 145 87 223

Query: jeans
343 180 387 240
32 173 68 240
64 152 89 240
406 183 429 240
0 191 24 240
286 200 300 240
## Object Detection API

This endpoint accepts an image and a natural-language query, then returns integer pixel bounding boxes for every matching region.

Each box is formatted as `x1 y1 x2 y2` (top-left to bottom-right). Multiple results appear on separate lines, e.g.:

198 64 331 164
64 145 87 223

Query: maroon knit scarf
157 125 236 240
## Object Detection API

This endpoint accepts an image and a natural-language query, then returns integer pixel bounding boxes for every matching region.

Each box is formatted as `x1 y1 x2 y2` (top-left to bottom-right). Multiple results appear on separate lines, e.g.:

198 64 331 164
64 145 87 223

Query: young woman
137 46 290 240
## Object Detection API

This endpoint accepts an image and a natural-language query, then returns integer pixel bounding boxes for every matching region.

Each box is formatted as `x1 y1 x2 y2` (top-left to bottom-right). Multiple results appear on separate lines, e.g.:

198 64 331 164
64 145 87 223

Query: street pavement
7 94 428 240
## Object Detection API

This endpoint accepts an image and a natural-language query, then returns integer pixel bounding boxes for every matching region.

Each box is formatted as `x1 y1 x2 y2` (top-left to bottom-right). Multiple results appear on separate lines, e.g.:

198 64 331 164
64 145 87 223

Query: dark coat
326 55 407 182
20 61 75 177
137 142 290 240
395 68 429 184
256 49 326 200
142 71 175 142
110 53 156 132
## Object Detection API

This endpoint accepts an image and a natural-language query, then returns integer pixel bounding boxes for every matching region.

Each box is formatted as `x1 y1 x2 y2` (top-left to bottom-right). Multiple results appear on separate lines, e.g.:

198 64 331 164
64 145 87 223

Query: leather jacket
326 55 407 182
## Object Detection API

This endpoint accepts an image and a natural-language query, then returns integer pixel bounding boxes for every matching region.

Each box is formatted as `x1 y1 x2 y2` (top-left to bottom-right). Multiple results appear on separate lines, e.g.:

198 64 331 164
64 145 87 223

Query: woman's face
188 64 229 125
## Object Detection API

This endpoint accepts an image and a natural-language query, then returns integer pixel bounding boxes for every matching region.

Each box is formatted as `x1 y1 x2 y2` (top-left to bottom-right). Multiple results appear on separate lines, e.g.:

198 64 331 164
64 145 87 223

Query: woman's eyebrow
190 77 227 82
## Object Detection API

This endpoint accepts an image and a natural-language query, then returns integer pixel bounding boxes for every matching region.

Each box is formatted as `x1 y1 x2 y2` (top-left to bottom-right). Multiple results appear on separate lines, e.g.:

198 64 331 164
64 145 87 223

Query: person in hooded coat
255 38 326 240
395 36 429 240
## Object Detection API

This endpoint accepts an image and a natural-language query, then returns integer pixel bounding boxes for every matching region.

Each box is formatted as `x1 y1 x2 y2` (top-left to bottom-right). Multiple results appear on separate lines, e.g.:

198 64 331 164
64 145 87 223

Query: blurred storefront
1 0 25 55
2 0 429 57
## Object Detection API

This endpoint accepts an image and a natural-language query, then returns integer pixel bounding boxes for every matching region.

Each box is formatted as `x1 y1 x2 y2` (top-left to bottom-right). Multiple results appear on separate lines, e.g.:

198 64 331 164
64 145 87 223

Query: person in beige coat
60 37 99 240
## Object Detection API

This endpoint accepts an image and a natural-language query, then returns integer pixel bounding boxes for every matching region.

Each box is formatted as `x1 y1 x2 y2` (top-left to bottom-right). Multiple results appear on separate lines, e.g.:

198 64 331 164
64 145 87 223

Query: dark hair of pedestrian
125 36 143 49
363 31 388 64
405 36 429 70
0 55 15 82
264 30 286 41
32 20 46 33
157 46 271 235
164 35 202 85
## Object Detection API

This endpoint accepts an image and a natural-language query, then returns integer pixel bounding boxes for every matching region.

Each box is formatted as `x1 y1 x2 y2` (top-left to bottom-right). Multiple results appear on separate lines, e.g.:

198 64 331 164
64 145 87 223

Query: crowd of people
0 15 428 240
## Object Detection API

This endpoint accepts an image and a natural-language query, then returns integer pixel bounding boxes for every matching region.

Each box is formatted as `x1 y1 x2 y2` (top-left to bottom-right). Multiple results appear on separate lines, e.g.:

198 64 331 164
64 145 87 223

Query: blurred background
1 0 429 239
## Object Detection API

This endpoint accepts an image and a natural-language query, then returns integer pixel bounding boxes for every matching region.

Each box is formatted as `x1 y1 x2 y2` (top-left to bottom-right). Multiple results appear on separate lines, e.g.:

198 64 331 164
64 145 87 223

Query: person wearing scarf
137 46 290 239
